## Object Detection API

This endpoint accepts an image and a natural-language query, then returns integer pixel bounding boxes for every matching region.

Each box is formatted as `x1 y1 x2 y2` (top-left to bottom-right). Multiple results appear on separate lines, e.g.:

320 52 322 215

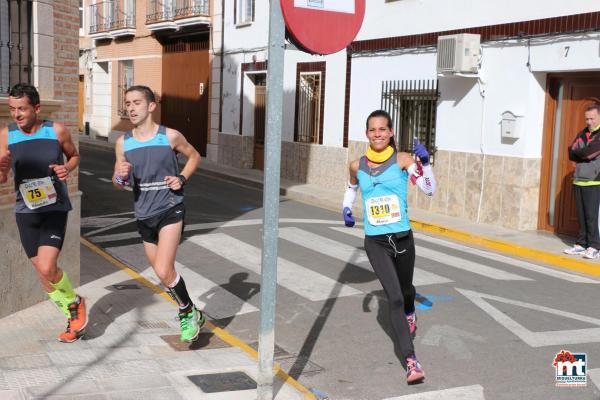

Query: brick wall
0 1 81 318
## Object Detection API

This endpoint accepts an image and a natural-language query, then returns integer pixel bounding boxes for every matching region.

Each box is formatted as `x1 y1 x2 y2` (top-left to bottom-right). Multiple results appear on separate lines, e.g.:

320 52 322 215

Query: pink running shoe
406 312 417 338
406 356 425 384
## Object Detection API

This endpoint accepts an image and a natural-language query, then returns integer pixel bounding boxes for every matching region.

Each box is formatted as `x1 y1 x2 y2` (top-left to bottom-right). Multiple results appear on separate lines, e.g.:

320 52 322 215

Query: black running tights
364 230 416 359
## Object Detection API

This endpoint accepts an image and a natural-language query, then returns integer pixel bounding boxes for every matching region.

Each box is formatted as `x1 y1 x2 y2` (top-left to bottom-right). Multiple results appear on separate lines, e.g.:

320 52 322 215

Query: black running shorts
136 203 185 244
15 212 68 258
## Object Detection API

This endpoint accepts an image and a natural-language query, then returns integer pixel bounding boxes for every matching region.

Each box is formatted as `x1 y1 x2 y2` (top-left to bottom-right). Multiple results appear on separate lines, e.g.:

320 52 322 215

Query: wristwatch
177 174 187 187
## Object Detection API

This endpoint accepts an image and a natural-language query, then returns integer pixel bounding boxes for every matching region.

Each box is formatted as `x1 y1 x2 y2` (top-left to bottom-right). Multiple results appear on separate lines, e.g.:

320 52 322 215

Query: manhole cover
188 371 256 393
160 332 231 351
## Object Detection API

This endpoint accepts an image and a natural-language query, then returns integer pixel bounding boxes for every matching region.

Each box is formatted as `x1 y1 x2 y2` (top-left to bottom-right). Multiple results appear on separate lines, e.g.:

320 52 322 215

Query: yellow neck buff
366 145 394 163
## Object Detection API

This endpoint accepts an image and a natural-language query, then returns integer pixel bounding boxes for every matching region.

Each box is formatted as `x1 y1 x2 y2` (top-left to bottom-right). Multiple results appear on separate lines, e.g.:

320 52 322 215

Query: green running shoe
178 308 205 342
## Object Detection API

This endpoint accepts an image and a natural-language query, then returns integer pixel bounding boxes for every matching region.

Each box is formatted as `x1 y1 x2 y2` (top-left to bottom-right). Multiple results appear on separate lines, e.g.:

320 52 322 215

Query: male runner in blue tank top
0 83 86 343
112 85 203 342
341 110 436 384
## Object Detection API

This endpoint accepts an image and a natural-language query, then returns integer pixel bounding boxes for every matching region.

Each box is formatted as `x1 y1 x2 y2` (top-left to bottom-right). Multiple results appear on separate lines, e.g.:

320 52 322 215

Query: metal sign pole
257 1 285 399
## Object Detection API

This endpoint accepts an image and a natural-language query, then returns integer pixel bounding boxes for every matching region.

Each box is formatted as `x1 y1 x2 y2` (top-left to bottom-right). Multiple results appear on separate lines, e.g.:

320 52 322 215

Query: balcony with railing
89 0 136 39
146 0 209 32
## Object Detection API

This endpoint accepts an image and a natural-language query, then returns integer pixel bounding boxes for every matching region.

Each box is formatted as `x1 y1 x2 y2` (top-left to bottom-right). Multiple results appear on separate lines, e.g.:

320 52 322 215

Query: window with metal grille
381 79 438 163
118 60 134 117
0 0 32 95
295 72 322 144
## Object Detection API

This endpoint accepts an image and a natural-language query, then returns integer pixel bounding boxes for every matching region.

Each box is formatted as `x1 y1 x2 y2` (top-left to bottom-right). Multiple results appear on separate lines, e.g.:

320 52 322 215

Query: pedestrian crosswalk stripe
331 228 532 281
279 227 453 287
139 262 259 320
382 384 485 399
412 232 600 284
98 177 112 183
79 170 93 175
106 244 259 319
186 233 362 301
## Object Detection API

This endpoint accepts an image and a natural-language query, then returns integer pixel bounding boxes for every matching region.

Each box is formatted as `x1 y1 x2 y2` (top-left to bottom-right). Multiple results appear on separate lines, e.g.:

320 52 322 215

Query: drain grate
247 342 290 359
112 284 141 290
277 355 325 377
138 320 171 330
160 333 231 352
187 371 256 393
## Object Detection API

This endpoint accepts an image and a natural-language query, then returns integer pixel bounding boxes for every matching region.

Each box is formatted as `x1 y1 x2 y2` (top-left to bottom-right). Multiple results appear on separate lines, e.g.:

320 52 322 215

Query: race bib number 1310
366 195 401 226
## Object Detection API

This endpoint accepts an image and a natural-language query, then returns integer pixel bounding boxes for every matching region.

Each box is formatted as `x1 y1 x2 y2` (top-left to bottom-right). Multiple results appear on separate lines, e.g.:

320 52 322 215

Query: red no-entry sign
280 0 366 55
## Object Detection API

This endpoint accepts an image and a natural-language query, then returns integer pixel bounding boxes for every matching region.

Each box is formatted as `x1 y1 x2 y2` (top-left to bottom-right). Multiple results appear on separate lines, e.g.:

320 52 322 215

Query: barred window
0 0 32 95
295 73 322 144
118 60 134 117
381 79 438 163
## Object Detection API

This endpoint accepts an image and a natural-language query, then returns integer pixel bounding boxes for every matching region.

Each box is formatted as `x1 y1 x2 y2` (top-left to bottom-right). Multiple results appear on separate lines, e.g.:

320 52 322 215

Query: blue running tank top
356 154 411 236
123 125 183 219
8 120 72 213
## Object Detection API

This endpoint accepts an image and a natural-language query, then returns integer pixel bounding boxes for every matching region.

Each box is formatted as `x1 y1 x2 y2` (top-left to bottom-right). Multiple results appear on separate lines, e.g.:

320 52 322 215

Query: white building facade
210 0 600 234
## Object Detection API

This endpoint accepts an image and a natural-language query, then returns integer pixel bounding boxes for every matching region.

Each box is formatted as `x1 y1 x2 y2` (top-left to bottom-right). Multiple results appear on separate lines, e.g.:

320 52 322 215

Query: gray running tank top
8 120 72 213
123 125 183 219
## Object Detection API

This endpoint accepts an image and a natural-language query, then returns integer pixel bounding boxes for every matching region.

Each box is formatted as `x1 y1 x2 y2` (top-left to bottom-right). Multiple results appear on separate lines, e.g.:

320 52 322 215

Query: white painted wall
358 0 600 40
91 62 111 138
217 0 600 160
348 51 438 143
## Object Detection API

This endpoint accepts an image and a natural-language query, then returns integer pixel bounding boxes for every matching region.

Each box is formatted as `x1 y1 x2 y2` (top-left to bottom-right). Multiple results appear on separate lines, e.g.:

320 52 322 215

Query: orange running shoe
57 296 87 343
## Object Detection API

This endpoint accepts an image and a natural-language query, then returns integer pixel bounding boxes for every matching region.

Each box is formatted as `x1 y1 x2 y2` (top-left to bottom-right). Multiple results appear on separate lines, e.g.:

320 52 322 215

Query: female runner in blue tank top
342 110 436 384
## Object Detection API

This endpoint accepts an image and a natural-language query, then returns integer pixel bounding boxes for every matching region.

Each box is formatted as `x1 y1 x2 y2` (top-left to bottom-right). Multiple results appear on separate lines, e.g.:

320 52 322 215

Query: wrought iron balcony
89 0 136 39
146 0 209 31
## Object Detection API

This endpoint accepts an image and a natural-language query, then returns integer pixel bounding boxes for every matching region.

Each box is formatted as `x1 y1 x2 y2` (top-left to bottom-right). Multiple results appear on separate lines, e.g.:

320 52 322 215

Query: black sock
166 275 193 313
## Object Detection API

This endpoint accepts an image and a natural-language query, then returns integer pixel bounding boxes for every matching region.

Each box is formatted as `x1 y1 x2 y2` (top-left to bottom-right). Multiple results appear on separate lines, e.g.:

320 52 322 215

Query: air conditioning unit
436 33 481 74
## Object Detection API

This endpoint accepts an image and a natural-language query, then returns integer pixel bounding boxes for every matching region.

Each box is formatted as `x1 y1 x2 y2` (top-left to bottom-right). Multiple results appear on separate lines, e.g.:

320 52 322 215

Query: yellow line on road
80 237 316 400
411 220 600 278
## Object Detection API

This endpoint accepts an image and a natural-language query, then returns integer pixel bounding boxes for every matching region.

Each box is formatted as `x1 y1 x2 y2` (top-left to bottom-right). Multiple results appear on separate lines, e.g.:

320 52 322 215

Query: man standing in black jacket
565 103 600 259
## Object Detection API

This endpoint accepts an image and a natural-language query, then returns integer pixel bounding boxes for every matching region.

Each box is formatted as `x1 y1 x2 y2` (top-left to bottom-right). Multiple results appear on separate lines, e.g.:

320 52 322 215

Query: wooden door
161 38 209 156
540 74 600 235
253 82 266 170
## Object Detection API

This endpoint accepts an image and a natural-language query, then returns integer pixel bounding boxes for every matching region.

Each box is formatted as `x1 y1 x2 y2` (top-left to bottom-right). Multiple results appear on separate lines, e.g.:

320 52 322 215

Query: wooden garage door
161 37 209 156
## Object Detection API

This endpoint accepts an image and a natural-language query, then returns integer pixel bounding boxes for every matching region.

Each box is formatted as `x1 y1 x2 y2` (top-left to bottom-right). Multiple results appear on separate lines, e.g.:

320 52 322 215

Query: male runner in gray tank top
112 85 203 342
0 83 87 343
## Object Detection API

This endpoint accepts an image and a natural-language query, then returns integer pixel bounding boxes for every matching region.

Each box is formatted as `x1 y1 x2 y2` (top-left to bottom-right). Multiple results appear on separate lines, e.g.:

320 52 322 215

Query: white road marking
413 232 600 284
279 227 453 286
332 227 531 281
382 384 485 400
83 218 137 237
186 233 362 301
90 218 344 242
106 245 259 319
457 288 600 347
98 177 112 183
79 170 94 175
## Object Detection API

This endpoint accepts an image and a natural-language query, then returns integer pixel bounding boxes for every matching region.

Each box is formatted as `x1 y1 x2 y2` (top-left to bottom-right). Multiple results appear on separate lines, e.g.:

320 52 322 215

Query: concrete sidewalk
0 239 313 400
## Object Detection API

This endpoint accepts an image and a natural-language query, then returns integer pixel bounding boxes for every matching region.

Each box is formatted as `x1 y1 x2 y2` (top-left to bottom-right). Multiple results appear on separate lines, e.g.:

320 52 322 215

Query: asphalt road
79 142 600 400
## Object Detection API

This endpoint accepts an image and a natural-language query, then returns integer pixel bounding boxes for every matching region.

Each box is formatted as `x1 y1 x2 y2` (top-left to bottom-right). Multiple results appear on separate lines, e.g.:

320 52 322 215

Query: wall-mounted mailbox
501 111 519 139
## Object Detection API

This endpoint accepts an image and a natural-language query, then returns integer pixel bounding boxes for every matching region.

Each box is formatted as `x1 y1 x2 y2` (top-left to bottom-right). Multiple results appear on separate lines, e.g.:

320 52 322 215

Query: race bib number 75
19 177 57 210
366 195 401 226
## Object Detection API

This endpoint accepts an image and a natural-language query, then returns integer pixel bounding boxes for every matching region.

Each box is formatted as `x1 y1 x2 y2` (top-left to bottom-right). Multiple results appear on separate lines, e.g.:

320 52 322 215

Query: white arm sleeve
414 164 436 196
342 182 358 209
